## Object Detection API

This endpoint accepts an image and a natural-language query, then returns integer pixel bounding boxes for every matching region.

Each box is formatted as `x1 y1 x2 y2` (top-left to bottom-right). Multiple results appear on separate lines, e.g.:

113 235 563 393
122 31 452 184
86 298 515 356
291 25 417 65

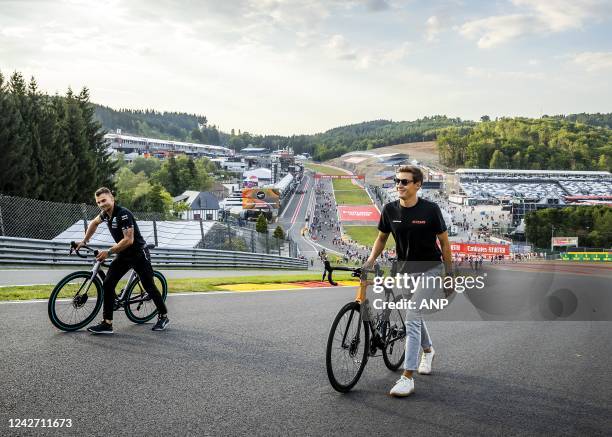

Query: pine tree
64 89 95 202
38 99 69 201
26 77 44 199
77 87 116 192
148 184 166 213
185 158 197 185
167 155 181 195
4 72 32 196
50 95 78 200
255 213 268 234
273 225 284 240
0 71 25 195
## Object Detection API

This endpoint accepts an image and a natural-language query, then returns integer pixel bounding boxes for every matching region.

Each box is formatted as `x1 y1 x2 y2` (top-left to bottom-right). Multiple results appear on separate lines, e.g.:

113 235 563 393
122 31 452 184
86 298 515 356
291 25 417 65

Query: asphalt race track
1 265 611 436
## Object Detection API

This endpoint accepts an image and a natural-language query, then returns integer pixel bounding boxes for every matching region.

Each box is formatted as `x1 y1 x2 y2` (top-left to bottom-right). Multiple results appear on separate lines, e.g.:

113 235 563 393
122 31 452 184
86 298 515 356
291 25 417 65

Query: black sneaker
152 315 169 331
87 321 113 335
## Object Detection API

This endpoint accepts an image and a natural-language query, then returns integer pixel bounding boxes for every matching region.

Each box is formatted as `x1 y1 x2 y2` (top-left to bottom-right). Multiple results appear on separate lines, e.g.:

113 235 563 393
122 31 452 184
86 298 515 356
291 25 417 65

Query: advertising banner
241 188 280 210
450 243 510 256
314 174 365 180
337 206 381 222
511 244 532 254
551 237 579 247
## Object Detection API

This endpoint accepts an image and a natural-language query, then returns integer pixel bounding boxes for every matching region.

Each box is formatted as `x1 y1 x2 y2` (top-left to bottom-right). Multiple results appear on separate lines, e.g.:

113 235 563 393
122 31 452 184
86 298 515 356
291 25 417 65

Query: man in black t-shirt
76 187 169 334
364 165 453 397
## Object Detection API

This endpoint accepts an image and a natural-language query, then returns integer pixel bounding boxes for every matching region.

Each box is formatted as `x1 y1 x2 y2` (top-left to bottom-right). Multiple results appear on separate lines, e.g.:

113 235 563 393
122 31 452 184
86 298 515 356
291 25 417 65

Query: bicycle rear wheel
326 301 369 393
48 271 103 331
124 271 168 323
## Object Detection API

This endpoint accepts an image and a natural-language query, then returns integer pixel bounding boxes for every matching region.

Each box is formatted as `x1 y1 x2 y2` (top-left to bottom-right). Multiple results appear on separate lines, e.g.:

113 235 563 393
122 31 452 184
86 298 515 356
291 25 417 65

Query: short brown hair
95 187 113 197
396 165 423 185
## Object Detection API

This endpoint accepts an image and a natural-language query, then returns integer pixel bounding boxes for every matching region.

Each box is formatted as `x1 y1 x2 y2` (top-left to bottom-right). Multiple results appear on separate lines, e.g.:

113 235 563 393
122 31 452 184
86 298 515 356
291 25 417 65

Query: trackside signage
551 237 579 247
338 206 381 222
450 243 510 255
314 174 365 179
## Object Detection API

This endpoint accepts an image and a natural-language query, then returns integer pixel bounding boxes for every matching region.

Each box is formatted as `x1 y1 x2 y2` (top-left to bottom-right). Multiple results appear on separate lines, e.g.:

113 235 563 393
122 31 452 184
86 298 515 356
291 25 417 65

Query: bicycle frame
71 243 148 310
324 261 405 356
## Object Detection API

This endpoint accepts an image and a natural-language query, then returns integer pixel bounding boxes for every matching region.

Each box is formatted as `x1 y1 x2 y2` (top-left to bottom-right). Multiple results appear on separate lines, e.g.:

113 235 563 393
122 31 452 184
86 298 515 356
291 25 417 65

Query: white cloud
460 0 612 48
512 0 609 31
571 51 612 72
425 15 441 42
0 0 610 134
460 14 536 48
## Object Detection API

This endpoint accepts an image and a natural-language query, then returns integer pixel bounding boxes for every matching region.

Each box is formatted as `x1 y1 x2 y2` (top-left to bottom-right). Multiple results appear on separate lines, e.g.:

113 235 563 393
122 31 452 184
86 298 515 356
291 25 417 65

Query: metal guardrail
0 237 308 270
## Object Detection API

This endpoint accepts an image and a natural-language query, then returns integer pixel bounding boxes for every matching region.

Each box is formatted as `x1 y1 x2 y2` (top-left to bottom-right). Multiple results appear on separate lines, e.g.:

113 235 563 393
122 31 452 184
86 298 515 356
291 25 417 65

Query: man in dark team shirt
76 187 169 334
364 165 453 397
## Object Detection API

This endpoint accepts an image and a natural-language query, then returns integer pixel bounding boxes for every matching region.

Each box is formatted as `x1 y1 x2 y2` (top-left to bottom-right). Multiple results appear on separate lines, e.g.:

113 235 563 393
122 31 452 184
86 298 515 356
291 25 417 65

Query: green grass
331 178 361 191
344 226 395 249
335 190 372 205
332 179 371 205
304 163 347 175
0 272 354 301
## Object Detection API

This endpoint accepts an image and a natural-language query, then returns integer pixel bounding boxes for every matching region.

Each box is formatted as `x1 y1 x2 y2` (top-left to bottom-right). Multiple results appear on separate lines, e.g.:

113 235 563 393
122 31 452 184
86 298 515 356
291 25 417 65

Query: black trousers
102 247 167 320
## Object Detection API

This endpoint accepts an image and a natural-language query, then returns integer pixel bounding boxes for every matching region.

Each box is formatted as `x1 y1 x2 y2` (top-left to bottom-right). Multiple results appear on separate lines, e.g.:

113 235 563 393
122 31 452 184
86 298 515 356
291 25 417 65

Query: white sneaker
418 348 435 375
389 375 415 397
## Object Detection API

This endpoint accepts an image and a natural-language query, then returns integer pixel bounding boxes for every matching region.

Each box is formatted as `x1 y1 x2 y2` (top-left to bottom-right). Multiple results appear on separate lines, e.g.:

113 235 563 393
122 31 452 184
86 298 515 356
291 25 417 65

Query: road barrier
0 237 308 270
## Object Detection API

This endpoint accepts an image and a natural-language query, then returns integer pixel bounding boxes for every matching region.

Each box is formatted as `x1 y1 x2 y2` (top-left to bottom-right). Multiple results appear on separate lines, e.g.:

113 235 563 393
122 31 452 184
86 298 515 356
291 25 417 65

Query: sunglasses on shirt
394 178 415 186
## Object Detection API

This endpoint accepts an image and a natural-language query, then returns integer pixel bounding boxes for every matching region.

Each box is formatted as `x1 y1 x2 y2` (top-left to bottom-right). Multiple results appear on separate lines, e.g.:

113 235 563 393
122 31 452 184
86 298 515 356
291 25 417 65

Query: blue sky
1 0 611 135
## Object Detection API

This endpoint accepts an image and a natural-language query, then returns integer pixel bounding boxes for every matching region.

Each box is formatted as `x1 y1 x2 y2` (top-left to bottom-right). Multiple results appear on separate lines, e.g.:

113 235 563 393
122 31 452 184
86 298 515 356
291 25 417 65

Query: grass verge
344 225 395 249
0 272 354 301
332 179 371 205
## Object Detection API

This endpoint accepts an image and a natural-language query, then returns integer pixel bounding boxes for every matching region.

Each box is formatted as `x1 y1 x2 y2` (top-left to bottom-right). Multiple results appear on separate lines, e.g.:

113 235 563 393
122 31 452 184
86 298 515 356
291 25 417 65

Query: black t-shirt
378 198 447 269
99 205 147 256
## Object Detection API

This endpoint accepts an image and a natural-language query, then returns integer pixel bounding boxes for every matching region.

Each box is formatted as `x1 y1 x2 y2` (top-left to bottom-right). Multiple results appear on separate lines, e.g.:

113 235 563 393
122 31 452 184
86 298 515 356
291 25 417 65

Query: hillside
92 103 612 172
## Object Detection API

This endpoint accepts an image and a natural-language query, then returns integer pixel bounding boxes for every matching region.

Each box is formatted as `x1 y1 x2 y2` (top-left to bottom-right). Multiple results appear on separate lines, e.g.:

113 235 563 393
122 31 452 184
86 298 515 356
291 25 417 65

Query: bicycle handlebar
70 241 99 259
323 260 382 286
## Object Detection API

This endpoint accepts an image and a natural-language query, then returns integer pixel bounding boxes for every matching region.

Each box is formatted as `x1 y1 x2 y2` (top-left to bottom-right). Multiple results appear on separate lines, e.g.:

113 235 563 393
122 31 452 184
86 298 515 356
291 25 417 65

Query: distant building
173 191 220 220
105 131 233 158
243 168 272 186
240 146 269 156
211 157 248 172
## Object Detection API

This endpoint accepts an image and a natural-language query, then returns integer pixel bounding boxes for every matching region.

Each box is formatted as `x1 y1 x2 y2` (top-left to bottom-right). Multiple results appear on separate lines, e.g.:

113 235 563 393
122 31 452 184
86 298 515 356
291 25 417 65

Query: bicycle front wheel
326 301 369 393
48 271 103 331
382 299 406 370
124 271 168 323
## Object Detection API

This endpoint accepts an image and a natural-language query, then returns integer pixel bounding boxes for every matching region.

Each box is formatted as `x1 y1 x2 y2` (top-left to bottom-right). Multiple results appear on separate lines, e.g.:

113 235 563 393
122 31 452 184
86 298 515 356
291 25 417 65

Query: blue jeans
403 265 444 371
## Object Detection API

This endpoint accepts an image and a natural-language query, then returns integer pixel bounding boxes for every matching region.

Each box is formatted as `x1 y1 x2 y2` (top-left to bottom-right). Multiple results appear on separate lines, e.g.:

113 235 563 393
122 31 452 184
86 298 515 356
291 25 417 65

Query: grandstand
105 132 233 157
456 169 612 203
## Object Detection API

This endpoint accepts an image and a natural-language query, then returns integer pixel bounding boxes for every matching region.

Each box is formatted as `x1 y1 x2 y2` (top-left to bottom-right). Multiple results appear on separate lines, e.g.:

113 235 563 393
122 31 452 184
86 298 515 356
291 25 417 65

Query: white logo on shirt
392 220 402 223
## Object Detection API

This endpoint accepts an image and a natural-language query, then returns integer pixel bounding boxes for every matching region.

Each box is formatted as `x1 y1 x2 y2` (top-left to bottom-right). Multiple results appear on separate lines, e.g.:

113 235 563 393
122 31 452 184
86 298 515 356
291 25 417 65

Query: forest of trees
0 71 116 203
95 105 222 145
525 205 611 249
544 113 612 129
93 105 612 171
437 118 612 171
94 108 471 161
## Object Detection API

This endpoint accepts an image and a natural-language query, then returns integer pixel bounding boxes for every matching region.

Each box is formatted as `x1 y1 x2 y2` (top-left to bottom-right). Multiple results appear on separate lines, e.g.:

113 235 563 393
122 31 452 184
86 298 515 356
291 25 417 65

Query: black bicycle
324 261 407 392
48 242 168 331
